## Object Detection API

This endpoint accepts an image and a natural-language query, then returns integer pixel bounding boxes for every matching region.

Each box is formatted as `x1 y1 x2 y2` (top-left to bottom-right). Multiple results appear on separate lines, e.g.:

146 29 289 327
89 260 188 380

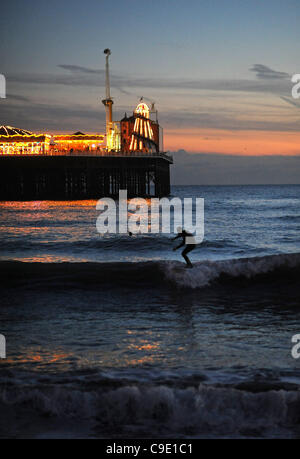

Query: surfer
173 227 196 268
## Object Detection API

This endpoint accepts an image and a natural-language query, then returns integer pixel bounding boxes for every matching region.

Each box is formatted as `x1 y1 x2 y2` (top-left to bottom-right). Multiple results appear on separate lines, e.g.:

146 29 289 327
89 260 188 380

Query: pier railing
44 150 173 162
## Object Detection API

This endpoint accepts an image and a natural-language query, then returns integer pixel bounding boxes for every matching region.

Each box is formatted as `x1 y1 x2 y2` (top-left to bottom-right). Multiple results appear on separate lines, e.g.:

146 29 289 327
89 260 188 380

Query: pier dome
0 126 35 136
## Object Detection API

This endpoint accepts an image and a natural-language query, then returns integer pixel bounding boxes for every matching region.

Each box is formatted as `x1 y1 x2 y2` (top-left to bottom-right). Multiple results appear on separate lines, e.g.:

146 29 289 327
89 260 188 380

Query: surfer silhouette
173 227 196 268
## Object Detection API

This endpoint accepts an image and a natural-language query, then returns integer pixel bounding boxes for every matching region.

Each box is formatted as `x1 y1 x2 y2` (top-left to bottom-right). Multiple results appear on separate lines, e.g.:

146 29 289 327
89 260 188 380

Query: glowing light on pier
0 126 51 155
0 127 105 156
129 102 157 153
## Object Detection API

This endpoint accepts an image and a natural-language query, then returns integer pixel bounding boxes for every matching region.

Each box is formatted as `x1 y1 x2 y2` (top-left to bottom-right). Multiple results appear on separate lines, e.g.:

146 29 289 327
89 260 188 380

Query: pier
0 50 173 201
0 152 172 200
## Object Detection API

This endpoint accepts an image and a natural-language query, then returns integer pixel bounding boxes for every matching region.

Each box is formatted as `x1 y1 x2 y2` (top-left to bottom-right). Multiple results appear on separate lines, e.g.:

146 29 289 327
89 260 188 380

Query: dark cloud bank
171 150 300 185
249 64 290 80
8 63 292 96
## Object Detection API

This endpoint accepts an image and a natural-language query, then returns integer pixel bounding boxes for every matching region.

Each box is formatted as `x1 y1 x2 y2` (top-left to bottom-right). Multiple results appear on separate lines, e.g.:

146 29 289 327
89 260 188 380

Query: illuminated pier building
0 126 51 156
51 132 105 154
0 128 105 156
0 50 172 200
121 101 160 154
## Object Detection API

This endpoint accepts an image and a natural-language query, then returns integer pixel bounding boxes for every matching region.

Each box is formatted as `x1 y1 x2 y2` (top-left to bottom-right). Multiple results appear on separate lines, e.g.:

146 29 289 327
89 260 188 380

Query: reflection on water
0 200 98 209
0 187 300 264
1 186 300 264
1 280 300 375
5 348 72 370
0 186 300 376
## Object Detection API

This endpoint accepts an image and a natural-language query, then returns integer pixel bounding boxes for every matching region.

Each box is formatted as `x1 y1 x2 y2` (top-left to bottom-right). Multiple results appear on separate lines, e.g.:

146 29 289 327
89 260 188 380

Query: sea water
0 185 300 438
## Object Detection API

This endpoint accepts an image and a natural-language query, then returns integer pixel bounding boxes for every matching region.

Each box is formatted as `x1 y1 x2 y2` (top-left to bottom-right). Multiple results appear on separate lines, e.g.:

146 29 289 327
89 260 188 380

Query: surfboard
173 265 193 272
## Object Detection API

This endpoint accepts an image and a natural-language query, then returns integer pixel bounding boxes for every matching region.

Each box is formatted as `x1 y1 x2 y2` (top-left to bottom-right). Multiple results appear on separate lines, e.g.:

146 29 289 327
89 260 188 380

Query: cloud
280 96 300 109
171 150 300 185
3 63 296 133
8 65 129 97
58 65 103 75
9 72 100 87
57 65 131 95
7 64 290 96
6 94 31 102
250 64 290 80
0 98 105 132
159 107 299 132
2 88 298 134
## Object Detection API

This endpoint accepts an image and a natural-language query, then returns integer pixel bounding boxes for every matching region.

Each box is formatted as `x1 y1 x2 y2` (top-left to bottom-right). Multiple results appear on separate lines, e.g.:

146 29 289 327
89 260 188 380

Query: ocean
0 185 300 438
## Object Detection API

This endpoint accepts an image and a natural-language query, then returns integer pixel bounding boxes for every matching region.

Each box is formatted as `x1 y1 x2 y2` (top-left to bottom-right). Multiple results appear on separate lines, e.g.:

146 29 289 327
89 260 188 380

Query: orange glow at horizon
165 128 300 156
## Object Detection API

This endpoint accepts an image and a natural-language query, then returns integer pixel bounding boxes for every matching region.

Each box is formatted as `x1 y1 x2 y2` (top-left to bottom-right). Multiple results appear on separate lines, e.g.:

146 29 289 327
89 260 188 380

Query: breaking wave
162 252 300 289
0 370 299 438
1 252 300 291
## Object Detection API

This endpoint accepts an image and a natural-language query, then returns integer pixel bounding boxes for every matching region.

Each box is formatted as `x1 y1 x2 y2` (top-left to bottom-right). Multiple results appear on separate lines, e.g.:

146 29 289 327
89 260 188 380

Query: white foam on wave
162 253 300 289
1 382 299 438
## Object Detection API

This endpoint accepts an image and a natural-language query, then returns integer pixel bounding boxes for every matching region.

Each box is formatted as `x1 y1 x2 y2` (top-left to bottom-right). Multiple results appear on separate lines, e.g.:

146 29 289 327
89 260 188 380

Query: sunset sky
1 0 300 160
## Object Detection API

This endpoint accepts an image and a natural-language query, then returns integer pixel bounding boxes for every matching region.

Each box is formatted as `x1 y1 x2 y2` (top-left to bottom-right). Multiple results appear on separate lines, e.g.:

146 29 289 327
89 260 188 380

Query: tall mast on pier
102 49 114 149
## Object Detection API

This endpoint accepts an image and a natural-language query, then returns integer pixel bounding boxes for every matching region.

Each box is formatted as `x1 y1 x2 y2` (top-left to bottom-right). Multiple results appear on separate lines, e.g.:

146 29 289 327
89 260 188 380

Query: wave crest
162 253 300 289
1 252 300 290
1 380 299 438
